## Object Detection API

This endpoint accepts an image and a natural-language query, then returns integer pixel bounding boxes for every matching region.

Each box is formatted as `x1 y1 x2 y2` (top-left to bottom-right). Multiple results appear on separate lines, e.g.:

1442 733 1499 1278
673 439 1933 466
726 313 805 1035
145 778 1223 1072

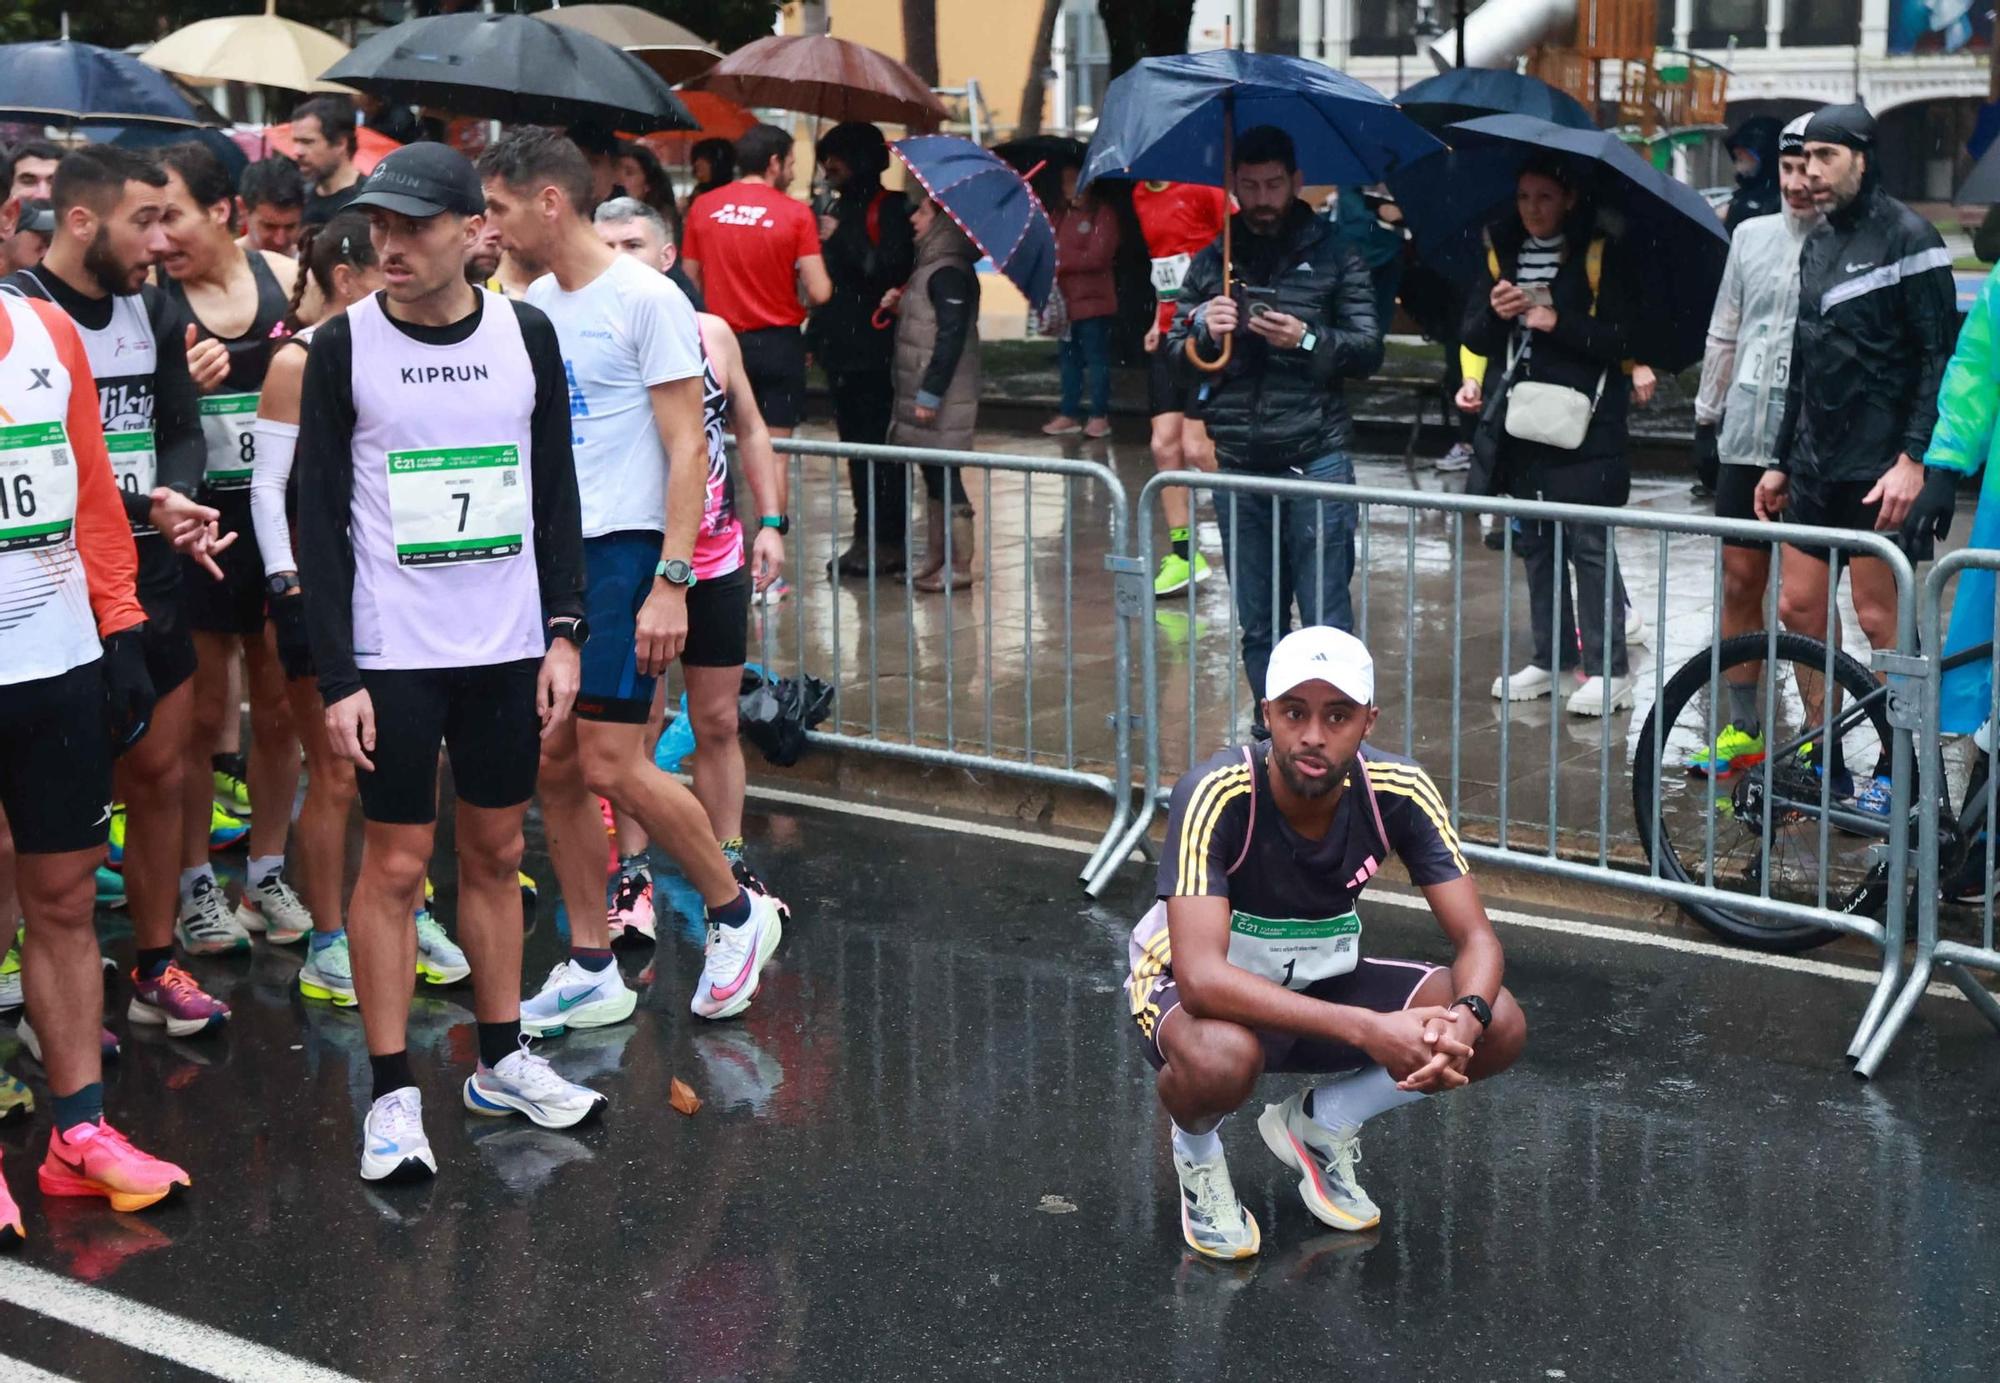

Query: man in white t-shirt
478 128 784 1038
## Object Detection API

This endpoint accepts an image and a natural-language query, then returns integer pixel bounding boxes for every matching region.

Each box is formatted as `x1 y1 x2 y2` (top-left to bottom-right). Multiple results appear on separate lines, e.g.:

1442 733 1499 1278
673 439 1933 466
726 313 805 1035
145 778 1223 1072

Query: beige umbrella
141 0 353 95
534 3 722 86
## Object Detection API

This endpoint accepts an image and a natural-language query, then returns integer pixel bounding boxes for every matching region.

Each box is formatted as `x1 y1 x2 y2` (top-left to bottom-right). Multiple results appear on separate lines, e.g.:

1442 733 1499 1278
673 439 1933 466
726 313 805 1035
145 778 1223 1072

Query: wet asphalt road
1 798 1997 1381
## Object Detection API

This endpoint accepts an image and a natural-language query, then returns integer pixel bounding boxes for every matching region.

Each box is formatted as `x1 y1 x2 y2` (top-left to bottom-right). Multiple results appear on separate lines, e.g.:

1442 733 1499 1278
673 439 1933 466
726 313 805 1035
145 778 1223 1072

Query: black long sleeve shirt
294 293 585 705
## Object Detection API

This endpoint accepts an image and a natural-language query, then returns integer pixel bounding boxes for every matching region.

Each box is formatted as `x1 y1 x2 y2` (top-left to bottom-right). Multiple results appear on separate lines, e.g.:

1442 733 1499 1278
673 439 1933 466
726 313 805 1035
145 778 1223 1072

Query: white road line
0 1261 361 1383
0 1350 76 1383
743 782 1969 1002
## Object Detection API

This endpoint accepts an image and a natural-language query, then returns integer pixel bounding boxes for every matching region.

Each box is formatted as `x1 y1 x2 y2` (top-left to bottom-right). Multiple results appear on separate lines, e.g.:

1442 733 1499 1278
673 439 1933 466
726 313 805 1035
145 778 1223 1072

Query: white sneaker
235 868 313 946
1257 1092 1381 1231
518 958 636 1037
177 875 250 955
1567 674 1636 717
1491 664 1555 702
1172 1145 1261 1260
299 934 357 1006
1434 442 1474 473
1624 605 1651 647
463 1046 606 1129
360 1086 437 1183
690 892 784 1021
414 910 470 986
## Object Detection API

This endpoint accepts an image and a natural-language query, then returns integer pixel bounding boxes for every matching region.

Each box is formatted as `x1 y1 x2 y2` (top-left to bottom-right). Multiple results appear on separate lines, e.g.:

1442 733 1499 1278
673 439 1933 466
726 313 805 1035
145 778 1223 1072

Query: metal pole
1456 0 1468 66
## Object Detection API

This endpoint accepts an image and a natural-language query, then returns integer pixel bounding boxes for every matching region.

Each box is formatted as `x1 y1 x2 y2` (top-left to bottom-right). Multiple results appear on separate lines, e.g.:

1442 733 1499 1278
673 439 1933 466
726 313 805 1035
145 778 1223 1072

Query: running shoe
607 867 656 944
127 962 230 1038
1685 723 1766 778
19 1017 120 1063
690 892 784 1021
0 926 21 1011
731 857 792 927
359 1087 436 1183
519 870 540 921
94 867 126 909
751 577 790 607
415 911 470 986
463 1047 606 1128
0 1072 33 1122
1796 742 1856 804
1434 442 1474 474
519 959 637 1038
177 875 249 955
1853 774 1894 819
1257 1092 1382 1232
235 868 313 945
298 933 356 1006
39 1122 190 1212
0 1158 20 1248
207 803 249 853
106 804 126 868
1153 551 1212 598
1173 1145 1260 1261
213 764 252 819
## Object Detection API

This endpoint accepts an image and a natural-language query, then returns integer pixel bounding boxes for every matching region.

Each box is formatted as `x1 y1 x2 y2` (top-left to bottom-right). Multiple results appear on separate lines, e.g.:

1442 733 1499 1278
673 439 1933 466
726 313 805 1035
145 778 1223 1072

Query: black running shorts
137 538 198 698
1713 465 1768 554
1147 345 1188 419
182 494 266 636
682 565 752 669
737 326 807 431
0 661 114 855
351 659 542 825
1131 958 1442 1075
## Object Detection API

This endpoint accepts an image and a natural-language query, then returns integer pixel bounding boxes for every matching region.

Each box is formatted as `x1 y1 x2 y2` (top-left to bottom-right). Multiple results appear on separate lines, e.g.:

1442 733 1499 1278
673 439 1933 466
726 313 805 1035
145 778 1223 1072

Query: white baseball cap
1264 626 1375 705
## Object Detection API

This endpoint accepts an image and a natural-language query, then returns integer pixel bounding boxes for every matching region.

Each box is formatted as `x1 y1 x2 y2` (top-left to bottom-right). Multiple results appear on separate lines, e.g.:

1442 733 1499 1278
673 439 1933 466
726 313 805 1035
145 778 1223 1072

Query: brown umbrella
687 34 946 131
534 4 722 86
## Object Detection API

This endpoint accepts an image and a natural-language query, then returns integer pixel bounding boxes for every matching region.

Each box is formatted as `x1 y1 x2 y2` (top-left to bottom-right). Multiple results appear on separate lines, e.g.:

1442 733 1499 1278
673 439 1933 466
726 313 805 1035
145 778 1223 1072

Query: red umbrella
633 90 755 162
687 34 946 131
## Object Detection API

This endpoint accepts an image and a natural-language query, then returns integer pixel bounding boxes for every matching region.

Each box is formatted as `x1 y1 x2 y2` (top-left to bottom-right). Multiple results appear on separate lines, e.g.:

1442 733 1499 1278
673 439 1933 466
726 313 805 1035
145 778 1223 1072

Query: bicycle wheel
1632 631 1892 952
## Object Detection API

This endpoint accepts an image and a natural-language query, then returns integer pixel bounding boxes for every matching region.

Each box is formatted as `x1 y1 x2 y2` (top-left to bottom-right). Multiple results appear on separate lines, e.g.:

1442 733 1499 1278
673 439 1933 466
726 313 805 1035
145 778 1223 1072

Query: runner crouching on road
295 144 605 1182
478 128 785 1032
1127 627 1524 1260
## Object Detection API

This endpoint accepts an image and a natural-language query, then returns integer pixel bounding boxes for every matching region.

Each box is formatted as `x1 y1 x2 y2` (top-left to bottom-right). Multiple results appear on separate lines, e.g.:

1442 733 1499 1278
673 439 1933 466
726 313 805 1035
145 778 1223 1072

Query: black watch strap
1451 994 1493 1030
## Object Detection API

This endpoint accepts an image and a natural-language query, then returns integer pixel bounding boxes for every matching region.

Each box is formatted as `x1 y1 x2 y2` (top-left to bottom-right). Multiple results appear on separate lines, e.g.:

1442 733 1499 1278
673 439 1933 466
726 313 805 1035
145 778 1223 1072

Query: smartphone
1521 282 1554 309
1239 285 1279 318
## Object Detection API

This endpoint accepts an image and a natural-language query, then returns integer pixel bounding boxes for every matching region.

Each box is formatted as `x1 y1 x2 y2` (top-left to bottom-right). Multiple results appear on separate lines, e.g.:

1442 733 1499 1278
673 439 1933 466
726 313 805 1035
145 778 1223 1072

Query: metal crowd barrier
1854 548 2000 1075
1095 471 1919 1059
761 438 1138 887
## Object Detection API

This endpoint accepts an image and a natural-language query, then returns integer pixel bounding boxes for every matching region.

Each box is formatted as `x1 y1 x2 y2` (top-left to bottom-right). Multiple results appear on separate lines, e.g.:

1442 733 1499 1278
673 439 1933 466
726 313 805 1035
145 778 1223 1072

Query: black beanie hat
1803 102 1876 152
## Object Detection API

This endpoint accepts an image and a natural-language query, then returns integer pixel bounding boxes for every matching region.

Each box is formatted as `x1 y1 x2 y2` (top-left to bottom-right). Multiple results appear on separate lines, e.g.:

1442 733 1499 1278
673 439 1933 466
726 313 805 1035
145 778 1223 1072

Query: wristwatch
1450 994 1493 1030
1297 328 1319 353
655 557 697 588
546 616 589 648
266 572 300 599
759 514 790 535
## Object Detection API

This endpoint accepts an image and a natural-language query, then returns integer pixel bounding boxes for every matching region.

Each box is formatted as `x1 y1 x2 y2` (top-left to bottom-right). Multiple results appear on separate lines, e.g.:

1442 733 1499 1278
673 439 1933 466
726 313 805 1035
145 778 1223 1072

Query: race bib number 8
199 392 259 490
385 443 527 567
0 419 77 554
107 429 157 500
1150 252 1192 299
1226 910 1361 989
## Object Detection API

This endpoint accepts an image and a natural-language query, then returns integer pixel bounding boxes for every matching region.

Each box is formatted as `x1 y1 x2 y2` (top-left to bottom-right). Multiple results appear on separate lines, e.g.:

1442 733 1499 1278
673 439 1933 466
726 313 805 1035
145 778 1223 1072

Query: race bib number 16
0 419 78 554
385 443 527 567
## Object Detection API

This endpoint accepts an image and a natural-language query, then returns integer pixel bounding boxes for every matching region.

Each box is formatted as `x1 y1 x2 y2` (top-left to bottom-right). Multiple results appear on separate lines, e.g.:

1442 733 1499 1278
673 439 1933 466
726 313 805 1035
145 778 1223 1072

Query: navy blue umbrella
891 135 1057 311
86 125 249 186
0 40 218 129
1079 49 1443 190
1390 114 1729 372
1393 68 1597 133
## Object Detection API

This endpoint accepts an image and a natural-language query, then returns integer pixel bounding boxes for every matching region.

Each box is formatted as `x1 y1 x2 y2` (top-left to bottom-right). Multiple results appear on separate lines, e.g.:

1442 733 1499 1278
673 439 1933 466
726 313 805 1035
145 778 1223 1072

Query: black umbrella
1957 134 2000 205
322 12 696 134
990 134 1085 208
1393 68 1597 133
1391 114 1729 372
0 40 221 129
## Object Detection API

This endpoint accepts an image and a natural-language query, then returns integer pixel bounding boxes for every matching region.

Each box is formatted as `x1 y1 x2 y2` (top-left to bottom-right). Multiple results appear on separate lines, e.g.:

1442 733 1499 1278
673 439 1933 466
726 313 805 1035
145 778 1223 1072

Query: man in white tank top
294 144 603 1184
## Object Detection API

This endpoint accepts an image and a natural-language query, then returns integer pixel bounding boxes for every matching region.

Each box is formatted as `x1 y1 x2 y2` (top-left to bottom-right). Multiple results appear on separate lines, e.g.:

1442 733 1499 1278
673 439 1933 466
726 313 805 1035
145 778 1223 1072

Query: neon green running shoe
1153 550 1212 598
95 866 127 910
0 1070 32 1121
1684 724 1766 778
213 766 252 819
207 802 249 852
0 925 21 1010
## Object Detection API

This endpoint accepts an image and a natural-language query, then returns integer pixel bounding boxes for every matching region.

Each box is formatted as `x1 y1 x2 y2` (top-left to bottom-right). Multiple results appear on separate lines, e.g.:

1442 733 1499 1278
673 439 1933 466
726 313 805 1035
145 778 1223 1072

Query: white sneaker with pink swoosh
690 892 784 1021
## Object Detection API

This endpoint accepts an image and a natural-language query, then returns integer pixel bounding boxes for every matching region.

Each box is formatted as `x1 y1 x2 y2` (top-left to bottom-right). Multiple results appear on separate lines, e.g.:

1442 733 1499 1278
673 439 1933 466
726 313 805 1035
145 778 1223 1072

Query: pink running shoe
0 1153 22 1248
607 869 656 944
128 963 231 1038
39 1122 191 1212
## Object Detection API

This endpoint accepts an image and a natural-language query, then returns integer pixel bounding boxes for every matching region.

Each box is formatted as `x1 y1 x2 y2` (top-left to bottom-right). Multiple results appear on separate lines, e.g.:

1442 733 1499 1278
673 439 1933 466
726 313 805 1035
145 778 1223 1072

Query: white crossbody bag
1494 234 1609 452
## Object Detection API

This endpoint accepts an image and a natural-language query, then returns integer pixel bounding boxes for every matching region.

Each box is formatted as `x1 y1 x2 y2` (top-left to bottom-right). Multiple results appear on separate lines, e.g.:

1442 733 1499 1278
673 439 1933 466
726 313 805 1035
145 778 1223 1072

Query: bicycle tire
1632 631 1891 952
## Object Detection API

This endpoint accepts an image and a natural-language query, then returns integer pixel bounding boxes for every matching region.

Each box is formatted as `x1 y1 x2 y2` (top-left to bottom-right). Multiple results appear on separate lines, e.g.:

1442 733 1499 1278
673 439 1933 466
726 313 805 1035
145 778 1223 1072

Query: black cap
348 142 484 219
14 198 53 237
1803 102 1876 153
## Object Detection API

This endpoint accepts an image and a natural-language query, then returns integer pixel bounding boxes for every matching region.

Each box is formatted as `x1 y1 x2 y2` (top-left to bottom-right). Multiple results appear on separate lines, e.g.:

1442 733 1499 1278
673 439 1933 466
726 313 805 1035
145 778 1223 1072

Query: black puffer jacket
1774 182 1956 484
1461 216 1637 503
1167 201 1382 470
806 177 915 376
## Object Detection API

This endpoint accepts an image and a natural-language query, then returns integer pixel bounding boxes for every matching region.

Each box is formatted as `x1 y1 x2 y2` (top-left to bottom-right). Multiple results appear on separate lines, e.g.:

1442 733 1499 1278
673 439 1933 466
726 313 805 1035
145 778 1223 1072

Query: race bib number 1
1226 910 1362 989
200 392 259 490
107 429 157 500
385 443 527 567
0 419 78 554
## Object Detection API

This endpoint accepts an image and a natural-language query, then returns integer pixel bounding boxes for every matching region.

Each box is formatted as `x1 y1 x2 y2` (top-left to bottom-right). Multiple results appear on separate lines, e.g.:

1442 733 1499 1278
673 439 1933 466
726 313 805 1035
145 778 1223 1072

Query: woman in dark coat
1460 157 1640 717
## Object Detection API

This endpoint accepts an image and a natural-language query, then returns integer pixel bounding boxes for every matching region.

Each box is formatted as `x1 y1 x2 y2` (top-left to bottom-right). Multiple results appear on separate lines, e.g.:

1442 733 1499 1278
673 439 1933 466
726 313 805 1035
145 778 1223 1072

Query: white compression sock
1307 1066 1425 1138
248 855 284 887
1171 1120 1224 1163
179 865 214 902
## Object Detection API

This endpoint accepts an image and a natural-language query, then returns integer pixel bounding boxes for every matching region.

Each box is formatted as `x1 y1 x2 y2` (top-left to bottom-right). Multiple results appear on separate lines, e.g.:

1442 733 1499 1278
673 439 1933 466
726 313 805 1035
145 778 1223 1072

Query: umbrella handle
872 305 897 330
1185 217 1233 374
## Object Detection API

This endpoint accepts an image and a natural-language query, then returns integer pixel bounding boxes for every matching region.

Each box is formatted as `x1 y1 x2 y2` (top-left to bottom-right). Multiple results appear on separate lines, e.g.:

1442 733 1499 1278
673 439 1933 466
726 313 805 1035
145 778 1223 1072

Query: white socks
1171 1120 1223 1163
178 864 214 903
1307 1065 1425 1140
249 855 284 888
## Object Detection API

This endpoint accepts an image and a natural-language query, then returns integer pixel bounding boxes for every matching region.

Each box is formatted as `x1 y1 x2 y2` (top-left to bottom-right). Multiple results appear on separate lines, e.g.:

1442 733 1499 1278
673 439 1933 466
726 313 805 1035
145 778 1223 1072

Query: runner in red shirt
1134 181 1228 599
681 125 831 438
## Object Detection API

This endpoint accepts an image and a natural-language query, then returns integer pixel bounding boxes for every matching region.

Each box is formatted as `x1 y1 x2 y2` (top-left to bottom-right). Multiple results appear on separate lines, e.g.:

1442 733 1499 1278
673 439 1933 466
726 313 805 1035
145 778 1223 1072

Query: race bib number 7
1226 910 1361 989
385 443 527 567
0 419 78 554
199 392 259 490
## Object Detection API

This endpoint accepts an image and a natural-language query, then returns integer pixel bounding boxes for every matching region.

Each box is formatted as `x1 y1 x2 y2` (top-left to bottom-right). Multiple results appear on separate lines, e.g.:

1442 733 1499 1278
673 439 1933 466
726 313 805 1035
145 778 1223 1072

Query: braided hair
285 209 376 331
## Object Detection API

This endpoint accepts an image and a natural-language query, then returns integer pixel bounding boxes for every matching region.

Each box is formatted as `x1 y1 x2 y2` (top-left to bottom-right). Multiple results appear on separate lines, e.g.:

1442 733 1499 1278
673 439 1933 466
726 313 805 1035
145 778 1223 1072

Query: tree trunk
1015 0 1065 138
1099 0 1201 79
901 0 940 87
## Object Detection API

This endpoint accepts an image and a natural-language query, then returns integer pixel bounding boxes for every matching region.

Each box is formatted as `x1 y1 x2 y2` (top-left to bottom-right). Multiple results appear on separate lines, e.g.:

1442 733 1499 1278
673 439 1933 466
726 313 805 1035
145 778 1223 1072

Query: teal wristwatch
759 514 789 535
655 558 696 588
